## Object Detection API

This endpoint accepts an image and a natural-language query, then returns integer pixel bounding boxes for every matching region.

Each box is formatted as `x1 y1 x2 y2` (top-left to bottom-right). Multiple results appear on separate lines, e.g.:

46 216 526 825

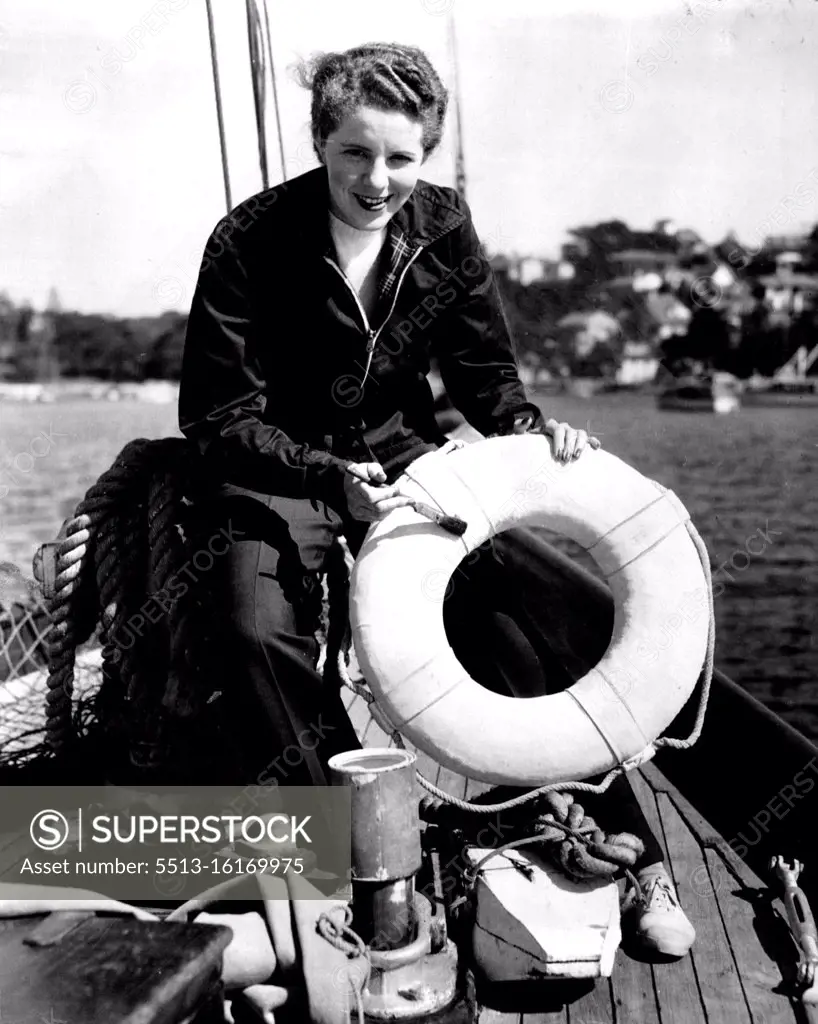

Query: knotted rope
424 788 645 885
41 438 196 758
316 905 370 1024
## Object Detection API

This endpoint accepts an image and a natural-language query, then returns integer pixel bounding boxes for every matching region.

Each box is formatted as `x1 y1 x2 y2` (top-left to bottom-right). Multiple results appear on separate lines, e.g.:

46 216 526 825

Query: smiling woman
179 39 593 784
301 46 448 318
325 105 426 317
303 44 447 232
176 42 635 915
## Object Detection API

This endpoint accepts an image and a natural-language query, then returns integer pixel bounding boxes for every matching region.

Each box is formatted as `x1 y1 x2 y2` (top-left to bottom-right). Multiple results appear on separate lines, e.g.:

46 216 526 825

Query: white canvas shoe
623 865 696 959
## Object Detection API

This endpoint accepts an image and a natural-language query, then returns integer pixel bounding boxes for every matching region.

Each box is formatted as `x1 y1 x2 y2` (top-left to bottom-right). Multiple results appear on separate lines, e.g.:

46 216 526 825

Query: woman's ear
313 136 326 164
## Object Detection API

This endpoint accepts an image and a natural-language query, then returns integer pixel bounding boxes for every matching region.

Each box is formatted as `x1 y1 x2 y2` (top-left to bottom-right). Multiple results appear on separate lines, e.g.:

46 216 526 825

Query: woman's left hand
542 417 601 464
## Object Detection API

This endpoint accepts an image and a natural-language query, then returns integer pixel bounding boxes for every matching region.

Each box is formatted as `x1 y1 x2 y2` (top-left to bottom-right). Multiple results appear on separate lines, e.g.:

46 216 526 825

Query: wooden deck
343 685 814 1024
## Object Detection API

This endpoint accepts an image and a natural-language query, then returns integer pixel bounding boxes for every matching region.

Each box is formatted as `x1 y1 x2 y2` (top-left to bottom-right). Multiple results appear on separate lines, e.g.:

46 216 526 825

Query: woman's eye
344 149 366 159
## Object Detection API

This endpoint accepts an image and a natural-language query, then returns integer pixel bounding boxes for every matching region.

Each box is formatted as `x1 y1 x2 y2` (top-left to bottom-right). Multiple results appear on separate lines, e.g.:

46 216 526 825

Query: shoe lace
642 874 679 912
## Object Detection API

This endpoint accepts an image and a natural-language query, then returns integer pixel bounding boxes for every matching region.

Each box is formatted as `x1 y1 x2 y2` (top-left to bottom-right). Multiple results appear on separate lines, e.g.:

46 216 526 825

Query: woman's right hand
343 463 414 523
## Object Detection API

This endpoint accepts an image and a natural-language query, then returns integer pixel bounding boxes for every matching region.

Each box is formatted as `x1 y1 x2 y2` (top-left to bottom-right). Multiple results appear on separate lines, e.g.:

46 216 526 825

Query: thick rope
42 439 191 757
462 836 641 892
45 439 152 750
44 514 95 751
426 788 645 884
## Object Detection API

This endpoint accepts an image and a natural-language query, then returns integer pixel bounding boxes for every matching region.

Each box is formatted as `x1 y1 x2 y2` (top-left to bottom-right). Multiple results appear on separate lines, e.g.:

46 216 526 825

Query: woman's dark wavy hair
297 43 448 162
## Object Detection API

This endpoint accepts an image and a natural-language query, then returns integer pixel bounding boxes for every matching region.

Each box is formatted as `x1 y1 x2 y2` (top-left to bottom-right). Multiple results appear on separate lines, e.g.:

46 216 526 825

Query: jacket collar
392 178 468 245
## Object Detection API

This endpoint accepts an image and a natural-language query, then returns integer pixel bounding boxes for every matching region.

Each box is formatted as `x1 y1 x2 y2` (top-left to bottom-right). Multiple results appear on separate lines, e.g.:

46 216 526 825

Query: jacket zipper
324 245 424 391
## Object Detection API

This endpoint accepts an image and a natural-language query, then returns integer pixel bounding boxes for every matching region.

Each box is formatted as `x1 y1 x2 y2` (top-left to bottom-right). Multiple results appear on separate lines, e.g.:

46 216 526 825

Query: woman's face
321 105 425 231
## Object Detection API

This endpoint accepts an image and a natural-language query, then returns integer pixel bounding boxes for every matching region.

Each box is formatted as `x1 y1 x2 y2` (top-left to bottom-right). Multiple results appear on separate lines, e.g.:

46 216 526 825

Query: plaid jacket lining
327 220 417 330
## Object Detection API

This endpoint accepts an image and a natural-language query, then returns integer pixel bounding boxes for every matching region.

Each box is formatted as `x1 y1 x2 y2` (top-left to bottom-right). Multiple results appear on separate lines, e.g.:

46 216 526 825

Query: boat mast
204 0 233 212
245 0 270 189
447 12 467 200
260 0 288 181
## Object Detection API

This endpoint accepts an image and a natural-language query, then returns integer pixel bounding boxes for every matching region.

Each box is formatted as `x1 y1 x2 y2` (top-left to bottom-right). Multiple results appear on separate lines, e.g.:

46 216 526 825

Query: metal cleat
770 855 818 1001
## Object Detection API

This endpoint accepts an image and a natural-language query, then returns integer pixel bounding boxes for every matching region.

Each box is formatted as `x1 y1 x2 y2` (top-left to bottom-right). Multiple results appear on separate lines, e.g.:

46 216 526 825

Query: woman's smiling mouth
353 193 393 211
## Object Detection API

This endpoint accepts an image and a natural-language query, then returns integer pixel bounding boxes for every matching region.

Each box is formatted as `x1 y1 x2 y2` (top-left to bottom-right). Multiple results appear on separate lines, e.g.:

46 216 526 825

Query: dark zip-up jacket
179 167 542 512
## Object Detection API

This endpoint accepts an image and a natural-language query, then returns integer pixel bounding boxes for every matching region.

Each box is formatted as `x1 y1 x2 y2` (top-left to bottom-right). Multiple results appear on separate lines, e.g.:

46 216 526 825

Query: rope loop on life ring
338 510 714 812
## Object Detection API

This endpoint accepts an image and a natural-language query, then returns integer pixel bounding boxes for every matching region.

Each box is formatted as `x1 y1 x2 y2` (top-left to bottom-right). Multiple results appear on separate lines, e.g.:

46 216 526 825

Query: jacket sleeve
178 219 350 511
431 195 544 437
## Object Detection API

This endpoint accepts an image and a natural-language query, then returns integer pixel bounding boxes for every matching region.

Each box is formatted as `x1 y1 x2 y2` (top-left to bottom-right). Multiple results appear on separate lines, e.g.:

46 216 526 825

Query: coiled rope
41 438 195 758
424 786 646 886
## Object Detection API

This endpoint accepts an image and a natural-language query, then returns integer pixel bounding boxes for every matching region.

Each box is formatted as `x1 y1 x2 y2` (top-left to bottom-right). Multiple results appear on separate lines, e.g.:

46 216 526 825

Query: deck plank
641 763 766 889
656 790 751 1023
566 976 615 1023
642 764 798 1023
610 946 661 1024
703 847 798 1024
629 770 708 1024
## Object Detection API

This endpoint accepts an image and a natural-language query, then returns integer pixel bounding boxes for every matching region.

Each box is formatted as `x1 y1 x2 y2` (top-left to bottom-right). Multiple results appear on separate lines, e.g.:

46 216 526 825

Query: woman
179 42 693 959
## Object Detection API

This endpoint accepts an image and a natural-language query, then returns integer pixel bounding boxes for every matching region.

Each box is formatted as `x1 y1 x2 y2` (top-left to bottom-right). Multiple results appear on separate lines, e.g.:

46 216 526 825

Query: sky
1 0 817 317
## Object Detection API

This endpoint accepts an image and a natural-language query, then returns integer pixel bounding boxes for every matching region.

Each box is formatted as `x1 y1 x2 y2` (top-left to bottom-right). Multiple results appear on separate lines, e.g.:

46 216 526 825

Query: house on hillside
609 249 678 277
490 254 564 287
764 231 810 254
618 340 659 386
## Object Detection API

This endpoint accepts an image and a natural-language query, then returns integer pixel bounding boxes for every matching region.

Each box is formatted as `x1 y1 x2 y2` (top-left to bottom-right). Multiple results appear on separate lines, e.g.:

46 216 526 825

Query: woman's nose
363 158 389 191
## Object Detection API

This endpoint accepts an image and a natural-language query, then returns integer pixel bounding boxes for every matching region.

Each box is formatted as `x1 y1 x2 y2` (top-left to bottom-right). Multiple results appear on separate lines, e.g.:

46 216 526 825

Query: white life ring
349 435 709 786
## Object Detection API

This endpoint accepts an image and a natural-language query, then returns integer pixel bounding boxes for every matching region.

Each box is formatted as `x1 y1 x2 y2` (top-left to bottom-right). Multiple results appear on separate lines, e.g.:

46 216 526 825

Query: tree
565 219 678 288
143 314 187 379
567 220 636 285
8 303 37 380
803 223 818 273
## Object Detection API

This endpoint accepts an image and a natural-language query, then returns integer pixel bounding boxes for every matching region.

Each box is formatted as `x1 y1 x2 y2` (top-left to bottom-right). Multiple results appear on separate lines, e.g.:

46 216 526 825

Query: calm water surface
1 393 816 740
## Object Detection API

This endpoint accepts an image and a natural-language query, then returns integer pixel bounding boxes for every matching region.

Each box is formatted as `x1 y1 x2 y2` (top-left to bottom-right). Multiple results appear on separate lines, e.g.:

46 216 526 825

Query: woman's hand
542 418 601 464
509 413 601 463
343 463 414 523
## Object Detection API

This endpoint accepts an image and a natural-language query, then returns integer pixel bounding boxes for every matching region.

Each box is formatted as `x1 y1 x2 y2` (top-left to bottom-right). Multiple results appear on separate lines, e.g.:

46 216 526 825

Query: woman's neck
329 211 388 320
329 210 387 246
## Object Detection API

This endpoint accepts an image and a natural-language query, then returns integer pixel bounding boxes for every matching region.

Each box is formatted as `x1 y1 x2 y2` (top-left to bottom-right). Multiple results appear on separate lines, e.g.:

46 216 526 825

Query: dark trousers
189 485 362 787
194 486 662 868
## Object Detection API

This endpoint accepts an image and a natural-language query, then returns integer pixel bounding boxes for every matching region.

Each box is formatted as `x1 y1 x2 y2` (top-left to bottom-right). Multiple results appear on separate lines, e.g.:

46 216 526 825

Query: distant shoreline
0 380 180 404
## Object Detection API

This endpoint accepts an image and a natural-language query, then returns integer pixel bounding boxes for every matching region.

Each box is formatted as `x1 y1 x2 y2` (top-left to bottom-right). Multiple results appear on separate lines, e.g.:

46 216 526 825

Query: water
0 399 181 570
1 393 816 741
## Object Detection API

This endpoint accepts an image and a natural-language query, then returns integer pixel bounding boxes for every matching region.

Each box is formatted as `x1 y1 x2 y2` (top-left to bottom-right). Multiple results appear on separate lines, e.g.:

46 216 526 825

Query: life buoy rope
341 436 717 807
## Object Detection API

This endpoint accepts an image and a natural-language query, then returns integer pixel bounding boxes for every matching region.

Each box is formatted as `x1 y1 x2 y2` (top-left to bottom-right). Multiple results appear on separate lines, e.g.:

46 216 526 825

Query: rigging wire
447 11 467 200
204 0 233 212
245 0 269 189
261 0 289 180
